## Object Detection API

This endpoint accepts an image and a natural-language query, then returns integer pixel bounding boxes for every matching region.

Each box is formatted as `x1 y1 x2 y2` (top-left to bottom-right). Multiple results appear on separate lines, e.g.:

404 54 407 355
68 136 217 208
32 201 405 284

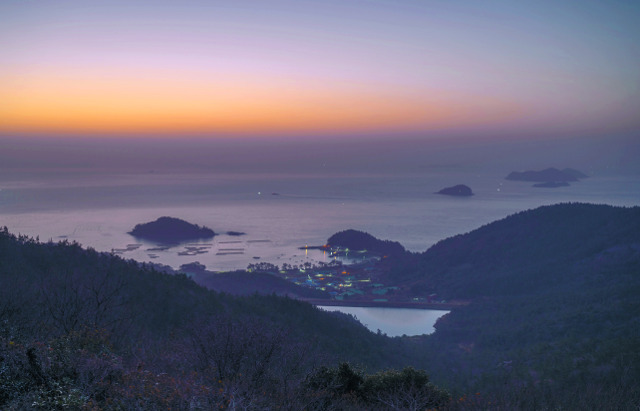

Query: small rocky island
506 168 587 187
129 217 215 243
435 184 474 197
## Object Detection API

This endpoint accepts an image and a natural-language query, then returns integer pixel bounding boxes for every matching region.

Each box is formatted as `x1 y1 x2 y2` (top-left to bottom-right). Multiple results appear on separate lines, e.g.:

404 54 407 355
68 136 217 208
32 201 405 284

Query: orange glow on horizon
0 67 521 136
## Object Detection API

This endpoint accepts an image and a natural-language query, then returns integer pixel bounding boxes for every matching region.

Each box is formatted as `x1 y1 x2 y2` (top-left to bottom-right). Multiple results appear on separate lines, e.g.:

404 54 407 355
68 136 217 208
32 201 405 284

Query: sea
1 166 637 272
1 137 638 336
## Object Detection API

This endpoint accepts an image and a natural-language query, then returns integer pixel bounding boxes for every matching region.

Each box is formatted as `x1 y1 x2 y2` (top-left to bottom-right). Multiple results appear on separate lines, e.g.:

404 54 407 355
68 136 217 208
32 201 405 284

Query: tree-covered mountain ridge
388 202 640 299
394 203 640 408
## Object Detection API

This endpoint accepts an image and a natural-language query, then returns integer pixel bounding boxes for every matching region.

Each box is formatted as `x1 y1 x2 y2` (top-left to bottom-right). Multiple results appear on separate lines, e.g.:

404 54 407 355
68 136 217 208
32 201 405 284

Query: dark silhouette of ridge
192 270 328 299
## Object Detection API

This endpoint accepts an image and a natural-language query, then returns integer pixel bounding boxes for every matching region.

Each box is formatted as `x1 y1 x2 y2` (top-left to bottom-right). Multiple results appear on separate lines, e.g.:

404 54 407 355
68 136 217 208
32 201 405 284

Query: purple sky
1 0 639 140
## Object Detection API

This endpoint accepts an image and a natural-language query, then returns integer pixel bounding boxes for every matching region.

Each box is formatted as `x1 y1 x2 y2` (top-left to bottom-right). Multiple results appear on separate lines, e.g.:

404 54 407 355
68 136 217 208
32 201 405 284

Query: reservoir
318 306 449 337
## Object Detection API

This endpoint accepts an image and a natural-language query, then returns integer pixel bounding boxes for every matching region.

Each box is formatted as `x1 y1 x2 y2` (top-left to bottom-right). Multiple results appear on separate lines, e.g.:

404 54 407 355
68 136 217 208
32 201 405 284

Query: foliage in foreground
304 363 450 410
0 330 452 410
0 227 448 409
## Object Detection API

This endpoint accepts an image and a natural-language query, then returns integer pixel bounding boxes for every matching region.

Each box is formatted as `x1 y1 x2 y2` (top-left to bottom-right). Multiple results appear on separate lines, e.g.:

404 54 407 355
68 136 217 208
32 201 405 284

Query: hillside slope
191 269 329 298
392 203 640 407
389 203 640 298
0 227 404 367
0 227 426 408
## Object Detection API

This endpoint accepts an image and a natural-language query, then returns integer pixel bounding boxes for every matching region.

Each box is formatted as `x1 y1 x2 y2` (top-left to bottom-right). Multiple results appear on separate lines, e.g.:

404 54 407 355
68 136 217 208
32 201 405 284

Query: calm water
1 170 638 272
318 306 449 337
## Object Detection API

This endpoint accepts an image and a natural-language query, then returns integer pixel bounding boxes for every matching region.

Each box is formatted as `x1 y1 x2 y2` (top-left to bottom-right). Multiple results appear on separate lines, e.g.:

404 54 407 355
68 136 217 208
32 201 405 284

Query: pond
318 306 449 337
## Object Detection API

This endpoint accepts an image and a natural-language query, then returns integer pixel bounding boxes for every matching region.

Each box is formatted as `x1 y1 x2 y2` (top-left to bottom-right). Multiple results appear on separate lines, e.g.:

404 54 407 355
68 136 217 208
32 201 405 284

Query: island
506 167 587 185
327 229 406 257
435 184 474 197
128 216 215 243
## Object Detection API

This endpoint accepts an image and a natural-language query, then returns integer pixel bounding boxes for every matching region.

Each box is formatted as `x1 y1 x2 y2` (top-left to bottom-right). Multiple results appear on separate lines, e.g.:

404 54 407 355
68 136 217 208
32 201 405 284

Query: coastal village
245 245 449 308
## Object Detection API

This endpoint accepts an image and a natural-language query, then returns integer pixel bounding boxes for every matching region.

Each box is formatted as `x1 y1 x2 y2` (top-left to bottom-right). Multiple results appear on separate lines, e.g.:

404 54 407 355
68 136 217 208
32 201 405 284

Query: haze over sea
1 136 638 273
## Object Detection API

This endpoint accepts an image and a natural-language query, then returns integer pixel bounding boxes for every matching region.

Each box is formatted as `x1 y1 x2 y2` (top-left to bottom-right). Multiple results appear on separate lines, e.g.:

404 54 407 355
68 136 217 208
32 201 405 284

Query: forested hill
389 203 640 298
0 228 430 409
328 229 406 257
398 203 640 408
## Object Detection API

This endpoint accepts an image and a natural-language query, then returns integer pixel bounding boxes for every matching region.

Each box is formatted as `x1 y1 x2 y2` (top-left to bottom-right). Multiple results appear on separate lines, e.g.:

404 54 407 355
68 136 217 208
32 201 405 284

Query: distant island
506 167 587 186
435 184 474 197
129 216 215 243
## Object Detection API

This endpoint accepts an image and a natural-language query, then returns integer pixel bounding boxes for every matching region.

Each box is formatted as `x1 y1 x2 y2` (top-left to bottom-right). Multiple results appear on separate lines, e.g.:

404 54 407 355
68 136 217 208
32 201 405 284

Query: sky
1 0 639 140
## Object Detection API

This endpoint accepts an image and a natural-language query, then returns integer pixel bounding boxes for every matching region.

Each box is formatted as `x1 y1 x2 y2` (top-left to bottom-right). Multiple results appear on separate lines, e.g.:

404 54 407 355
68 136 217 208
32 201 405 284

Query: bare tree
38 264 134 341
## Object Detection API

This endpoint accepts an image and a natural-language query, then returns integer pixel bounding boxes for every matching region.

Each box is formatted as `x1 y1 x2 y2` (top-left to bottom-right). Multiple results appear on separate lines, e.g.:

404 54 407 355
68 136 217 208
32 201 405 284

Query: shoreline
300 298 467 310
